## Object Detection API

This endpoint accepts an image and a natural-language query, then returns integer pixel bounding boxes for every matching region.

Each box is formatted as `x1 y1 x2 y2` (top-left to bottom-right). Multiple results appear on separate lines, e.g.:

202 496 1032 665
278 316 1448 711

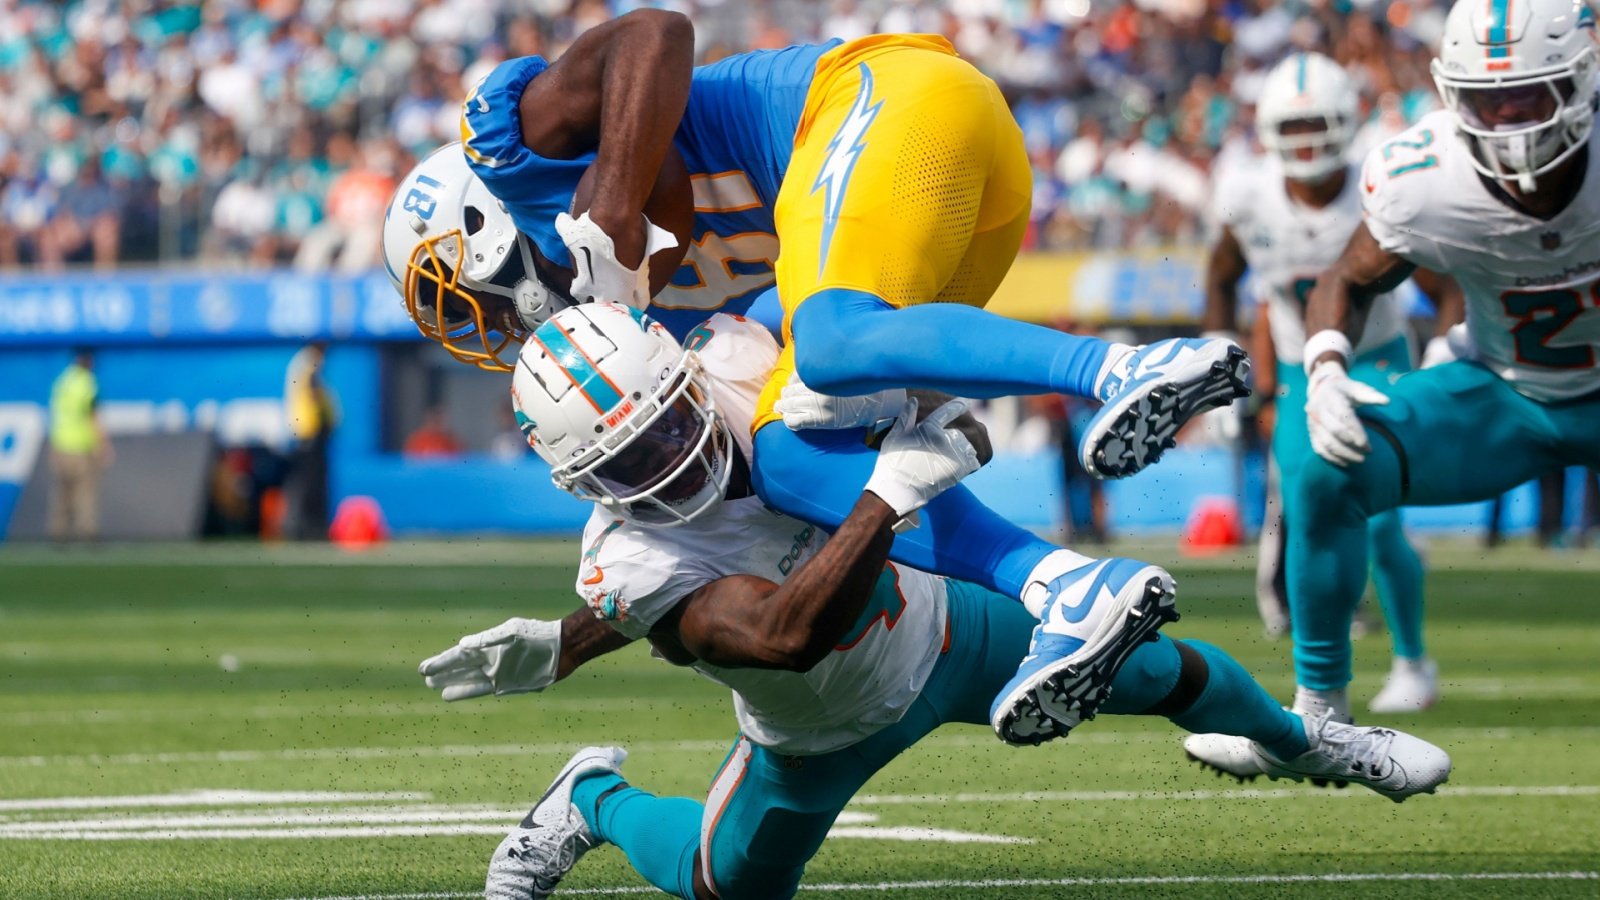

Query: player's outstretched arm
520 9 692 268
418 607 635 701
667 399 980 672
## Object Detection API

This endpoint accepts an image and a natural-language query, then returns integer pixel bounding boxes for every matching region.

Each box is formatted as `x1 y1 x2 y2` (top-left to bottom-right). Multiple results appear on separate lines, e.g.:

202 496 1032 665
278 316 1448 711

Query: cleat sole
1084 346 1251 480
994 576 1178 746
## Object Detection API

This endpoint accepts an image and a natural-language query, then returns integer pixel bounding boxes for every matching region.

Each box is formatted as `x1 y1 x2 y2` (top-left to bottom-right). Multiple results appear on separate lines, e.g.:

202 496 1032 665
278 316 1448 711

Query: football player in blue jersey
381 11 1246 744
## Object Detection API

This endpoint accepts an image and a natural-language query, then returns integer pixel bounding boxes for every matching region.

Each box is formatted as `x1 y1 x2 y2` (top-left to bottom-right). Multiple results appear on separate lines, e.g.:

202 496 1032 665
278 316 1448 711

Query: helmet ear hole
464 206 486 236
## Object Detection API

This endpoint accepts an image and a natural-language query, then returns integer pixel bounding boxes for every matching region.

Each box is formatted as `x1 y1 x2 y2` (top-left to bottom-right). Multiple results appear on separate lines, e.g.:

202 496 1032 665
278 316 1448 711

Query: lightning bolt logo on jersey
811 63 884 276
461 42 841 338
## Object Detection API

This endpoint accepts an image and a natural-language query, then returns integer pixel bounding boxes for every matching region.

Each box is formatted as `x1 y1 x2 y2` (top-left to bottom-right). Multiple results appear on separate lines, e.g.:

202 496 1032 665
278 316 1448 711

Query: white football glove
1305 360 1390 467
864 397 982 518
418 618 561 701
774 372 906 431
554 211 679 310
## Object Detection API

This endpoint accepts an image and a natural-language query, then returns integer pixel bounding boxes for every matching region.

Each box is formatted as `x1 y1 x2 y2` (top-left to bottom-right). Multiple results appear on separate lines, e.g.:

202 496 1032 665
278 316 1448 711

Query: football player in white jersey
1205 52 1463 713
418 303 1451 900
1189 0 1600 778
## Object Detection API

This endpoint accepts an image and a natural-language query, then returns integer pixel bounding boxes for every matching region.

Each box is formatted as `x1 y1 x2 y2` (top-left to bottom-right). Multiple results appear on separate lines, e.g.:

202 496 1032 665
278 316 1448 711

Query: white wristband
1303 330 1353 375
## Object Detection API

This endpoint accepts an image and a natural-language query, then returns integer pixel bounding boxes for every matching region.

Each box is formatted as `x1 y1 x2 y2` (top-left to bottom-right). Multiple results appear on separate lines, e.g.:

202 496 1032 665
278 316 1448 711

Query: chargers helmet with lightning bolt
1432 0 1599 193
382 143 569 372
511 302 731 527
1256 52 1361 183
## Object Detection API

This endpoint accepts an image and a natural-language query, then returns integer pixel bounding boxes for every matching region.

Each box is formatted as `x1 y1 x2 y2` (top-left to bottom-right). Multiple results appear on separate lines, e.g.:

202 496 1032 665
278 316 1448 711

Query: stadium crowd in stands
0 0 1451 271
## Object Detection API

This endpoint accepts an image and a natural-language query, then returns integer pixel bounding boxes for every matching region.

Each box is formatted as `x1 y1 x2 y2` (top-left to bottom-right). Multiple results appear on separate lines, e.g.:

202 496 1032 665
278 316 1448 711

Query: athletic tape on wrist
1303 330 1353 376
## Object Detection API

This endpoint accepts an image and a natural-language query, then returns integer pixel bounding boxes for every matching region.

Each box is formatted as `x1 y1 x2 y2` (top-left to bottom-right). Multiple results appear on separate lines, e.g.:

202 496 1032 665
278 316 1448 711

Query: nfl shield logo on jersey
1541 231 1562 250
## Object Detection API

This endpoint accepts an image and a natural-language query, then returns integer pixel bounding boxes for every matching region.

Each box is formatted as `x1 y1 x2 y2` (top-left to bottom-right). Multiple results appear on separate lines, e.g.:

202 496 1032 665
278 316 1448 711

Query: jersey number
1380 130 1438 179
1500 287 1598 369
833 565 908 651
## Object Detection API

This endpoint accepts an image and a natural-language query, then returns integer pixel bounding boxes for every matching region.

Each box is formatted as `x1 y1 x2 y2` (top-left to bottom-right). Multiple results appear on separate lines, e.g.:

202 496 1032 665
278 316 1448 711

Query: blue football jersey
461 41 839 338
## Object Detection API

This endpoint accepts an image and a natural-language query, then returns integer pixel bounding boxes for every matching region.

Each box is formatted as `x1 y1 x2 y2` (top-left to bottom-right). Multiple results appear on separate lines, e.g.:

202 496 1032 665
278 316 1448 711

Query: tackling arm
519 9 693 267
664 493 899 673
664 398 980 672
556 607 636 680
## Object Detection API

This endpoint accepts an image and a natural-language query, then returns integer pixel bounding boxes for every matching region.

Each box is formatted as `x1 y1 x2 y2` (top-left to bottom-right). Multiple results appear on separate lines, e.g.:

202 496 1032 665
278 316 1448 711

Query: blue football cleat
991 558 1179 746
1080 338 1250 479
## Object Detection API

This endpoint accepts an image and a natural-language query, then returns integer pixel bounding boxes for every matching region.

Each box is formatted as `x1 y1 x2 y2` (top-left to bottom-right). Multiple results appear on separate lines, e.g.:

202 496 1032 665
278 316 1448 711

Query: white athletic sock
1293 685 1351 723
1091 343 1138 401
1018 548 1097 617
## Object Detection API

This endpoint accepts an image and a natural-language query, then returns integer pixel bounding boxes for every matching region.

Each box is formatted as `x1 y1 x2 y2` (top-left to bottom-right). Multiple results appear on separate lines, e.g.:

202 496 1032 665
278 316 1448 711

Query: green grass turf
0 540 1596 899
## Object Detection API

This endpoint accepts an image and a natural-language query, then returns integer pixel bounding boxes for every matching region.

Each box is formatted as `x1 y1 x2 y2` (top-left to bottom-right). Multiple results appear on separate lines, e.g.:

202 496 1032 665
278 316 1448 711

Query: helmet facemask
404 223 567 372
1434 48 1598 193
551 353 731 527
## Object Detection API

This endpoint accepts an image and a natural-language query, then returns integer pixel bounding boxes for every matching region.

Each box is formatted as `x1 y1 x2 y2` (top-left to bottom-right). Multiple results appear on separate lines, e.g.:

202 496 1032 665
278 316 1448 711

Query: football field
2 540 1597 899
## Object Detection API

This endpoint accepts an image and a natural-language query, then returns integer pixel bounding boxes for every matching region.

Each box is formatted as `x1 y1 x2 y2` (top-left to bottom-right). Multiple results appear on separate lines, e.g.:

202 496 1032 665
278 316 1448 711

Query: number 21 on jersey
1380 130 1439 179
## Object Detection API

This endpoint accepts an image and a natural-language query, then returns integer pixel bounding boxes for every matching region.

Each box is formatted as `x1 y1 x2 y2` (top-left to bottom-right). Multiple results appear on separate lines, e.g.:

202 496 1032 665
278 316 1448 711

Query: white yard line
269 871 1600 900
0 807 1035 844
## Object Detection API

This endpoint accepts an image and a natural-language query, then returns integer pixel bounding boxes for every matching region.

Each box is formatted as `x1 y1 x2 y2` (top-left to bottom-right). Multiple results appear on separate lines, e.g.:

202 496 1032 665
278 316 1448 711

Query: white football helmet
511 302 731 527
1257 52 1360 182
1432 0 1599 192
382 143 568 372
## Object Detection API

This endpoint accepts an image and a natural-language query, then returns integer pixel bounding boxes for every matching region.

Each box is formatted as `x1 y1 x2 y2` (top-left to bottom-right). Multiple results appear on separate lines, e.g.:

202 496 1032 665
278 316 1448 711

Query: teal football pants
1288 359 1600 690
1275 336 1426 683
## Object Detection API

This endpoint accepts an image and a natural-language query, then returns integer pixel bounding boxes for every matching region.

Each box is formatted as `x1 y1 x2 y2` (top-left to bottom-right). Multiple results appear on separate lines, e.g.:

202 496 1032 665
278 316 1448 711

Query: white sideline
268 871 1600 899
8 725 1600 768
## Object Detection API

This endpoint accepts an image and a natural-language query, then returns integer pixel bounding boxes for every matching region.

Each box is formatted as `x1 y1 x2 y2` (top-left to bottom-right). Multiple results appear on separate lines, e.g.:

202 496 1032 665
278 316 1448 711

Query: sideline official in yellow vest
283 342 338 540
48 348 112 541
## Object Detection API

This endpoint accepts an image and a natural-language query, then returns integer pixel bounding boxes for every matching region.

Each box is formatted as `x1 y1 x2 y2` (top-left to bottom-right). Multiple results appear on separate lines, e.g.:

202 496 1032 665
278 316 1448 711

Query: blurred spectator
293 138 396 274
405 406 465 459
48 348 112 542
0 0 1452 270
283 342 337 541
39 154 123 269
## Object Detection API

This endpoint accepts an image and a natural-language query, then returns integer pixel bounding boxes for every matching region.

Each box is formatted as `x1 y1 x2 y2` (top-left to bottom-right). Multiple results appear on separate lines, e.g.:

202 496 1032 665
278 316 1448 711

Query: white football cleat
1368 657 1440 714
1080 338 1250 480
1256 711 1451 802
1182 731 1265 782
486 746 627 900
991 558 1179 745
1187 711 1450 803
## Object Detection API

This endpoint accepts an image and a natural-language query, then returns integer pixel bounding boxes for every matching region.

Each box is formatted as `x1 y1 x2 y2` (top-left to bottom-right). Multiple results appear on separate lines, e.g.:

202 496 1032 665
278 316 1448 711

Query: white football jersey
1213 157 1406 365
1362 111 1600 401
574 313 948 755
